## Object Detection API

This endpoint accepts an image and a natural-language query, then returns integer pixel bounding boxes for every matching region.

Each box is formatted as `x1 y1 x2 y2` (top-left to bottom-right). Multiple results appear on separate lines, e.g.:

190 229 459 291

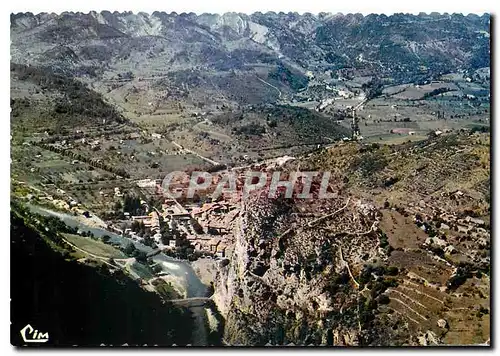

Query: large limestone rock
437 319 448 329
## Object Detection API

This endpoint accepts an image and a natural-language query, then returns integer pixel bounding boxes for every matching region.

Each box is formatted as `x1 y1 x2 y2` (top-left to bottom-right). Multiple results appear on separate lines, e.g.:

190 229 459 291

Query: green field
63 234 127 259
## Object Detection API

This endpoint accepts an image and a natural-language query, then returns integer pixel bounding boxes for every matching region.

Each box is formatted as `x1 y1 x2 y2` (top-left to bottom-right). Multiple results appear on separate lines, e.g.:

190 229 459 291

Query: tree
386 266 399 276
377 294 390 305
124 242 137 256
114 201 122 212
143 237 155 247
135 251 148 263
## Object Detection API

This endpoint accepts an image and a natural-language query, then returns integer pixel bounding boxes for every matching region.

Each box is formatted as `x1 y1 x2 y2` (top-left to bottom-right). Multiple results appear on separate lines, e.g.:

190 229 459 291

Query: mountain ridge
11 12 490 76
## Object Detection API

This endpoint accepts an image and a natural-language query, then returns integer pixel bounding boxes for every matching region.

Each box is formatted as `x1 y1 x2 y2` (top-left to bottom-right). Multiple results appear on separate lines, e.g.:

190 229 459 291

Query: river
27 204 207 297
26 204 214 345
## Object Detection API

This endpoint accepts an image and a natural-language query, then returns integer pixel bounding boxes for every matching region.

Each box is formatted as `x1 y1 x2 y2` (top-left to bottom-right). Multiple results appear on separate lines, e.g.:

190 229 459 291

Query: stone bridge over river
169 297 212 308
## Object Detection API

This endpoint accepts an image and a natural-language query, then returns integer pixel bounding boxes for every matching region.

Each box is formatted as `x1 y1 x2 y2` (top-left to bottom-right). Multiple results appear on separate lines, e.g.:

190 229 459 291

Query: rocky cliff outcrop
212 193 401 345
211 134 491 346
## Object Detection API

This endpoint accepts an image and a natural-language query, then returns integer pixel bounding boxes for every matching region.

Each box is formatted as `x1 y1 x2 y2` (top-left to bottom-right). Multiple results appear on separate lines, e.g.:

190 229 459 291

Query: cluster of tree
267 118 278 128
415 218 438 238
123 242 148 262
10 208 194 346
213 104 349 141
117 71 134 80
423 87 454 99
142 236 158 249
151 279 178 300
351 150 389 179
361 78 384 100
233 123 266 136
355 265 398 334
12 203 80 247
384 176 400 187
130 220 147 234
378 232 395 256
122 195 147 216
323 271 351 295
206 164 228 173
35 142 130 178
470 125 490 134
476 306 489 318
357 278 397 341
358 264 399 288
11 63 126 125
159 227 202 261
10 97 31 118
159 225 181 246
446 261 475 290
268 63 308 91
79 230 97 239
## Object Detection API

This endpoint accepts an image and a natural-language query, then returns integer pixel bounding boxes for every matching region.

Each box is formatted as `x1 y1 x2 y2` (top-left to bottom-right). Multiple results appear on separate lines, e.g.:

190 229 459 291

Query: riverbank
11 206 194 346
22 202 225 345
26 203 208 298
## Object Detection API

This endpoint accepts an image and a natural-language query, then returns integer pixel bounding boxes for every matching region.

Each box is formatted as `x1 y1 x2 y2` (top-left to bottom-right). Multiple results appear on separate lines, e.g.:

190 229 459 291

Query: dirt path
307 198 351 227
338 245 360 289
172 141 220 166
256 77 282 98
62 236 119 268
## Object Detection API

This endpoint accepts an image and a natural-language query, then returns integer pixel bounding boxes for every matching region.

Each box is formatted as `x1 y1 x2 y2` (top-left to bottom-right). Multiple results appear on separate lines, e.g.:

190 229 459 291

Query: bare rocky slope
11 12 490 101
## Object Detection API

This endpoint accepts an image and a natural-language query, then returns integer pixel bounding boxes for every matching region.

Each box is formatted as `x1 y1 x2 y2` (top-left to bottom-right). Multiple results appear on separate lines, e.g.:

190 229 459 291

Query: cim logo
20 324 49 343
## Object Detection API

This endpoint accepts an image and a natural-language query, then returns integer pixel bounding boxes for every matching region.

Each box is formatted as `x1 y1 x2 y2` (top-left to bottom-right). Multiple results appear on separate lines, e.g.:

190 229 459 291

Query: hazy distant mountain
11 12 490 88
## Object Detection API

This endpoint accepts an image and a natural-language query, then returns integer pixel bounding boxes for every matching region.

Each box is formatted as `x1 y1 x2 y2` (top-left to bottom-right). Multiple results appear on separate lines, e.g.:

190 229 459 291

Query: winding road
256 76 282 98
172 141 220 166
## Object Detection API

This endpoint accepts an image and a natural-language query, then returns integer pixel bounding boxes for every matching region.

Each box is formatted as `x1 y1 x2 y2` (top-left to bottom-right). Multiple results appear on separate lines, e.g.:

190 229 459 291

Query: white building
153 233 162 243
